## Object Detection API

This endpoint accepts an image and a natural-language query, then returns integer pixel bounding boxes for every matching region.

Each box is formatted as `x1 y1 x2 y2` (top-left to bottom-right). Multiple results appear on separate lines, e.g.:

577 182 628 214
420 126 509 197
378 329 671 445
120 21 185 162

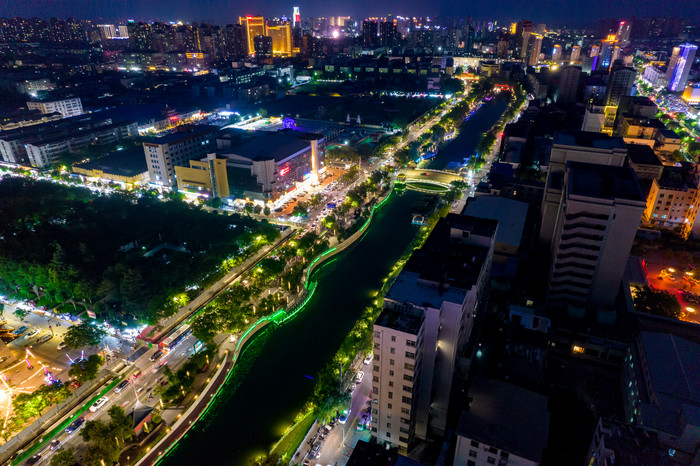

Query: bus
161 324 191 352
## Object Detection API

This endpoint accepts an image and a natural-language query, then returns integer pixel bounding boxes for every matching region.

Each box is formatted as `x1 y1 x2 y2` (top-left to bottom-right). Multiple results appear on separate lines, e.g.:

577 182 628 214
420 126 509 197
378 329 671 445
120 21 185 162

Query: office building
267 22 292 56
596 36 616 71
97 24 116 40
174 153 229 199
239 16 266 55
666 43 697 92
372 215 496 451
118 25 129 38
515 20 533 58
454 378 549 466
552 44 562 62
605 65 636 106
616 21 631 46
142 125 218 188
547 162 645 309
27 97 83 118
643 163 700 239
363 20 379 48
556 65 582 104
379 21 400 48
622 332 700 465
218 129 325 199
570 45 581 63
682 81 700 105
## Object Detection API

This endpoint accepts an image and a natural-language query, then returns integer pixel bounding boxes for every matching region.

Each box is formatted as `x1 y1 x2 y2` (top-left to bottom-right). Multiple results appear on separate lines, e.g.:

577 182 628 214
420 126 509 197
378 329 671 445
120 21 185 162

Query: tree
633 286 682 319
263 206 271 216
63 322 106 349
253 204 263 215
258 107 268 117
120 268 149 313
80 406 134 465
207 197 223 209
13 383 70 421
51 447 77 466
68 354 104 383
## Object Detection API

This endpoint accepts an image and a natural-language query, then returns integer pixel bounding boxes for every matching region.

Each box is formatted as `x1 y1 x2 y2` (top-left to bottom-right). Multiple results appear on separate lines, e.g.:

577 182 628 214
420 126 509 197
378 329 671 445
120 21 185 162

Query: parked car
13 326 28 336
36 333 52 344
56 340 67 350
114 379 130 394
65 417 85 433
149 350 163 362
89 396 109 413
363 355 373 365
356 371 365 384
25 328 40 338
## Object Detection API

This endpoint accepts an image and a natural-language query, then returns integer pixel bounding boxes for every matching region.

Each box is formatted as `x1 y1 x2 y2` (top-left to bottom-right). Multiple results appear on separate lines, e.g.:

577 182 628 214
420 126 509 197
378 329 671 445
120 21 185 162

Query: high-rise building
292 7 300 28
143 125 218 188
682 81 700 105
253 35 272 58
379 21 399 48
616 20 631 46
666 43 698 92
556 65 582 104
118 25 129 38
605 64 636 106
362 20 378 48
515 20 533 58
540 131 628 245
590 45 599 57
552 44 563 61
267 22 292 56
526 33 542 66
547 162 645 309
372 215 496 451
570 45 581 62
643 163 700 239
596 36 616 71
239 16 266 55
97 24 116 40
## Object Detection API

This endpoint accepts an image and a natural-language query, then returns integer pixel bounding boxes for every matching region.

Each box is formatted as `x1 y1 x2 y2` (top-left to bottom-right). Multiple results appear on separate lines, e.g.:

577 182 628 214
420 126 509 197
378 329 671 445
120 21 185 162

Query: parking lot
645 261 700 324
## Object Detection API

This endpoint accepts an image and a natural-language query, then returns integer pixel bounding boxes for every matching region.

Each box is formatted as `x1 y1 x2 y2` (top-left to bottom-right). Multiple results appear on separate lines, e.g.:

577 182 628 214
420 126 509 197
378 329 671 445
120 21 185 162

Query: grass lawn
269 410 316 462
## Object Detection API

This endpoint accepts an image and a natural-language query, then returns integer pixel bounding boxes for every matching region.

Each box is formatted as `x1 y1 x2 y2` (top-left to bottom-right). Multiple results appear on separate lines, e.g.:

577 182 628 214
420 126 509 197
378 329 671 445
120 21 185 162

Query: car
89 396 109 413
48 439 61 451
149 350 164 362
26 454 42 465
114 379 130 393
310 443 322 459
355 371 365 384
36 333 52 344
363 355 373 365
13 326 28 336
132 370 143 379
338 409 349 424
65 417 85 433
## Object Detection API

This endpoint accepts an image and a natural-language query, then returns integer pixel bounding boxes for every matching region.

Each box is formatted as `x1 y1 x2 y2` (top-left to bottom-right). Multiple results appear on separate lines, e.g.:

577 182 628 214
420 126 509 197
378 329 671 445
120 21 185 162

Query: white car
363 355 373 365
355 371 365 384
25 328 40 338
57 341 67 350
89 396 109 412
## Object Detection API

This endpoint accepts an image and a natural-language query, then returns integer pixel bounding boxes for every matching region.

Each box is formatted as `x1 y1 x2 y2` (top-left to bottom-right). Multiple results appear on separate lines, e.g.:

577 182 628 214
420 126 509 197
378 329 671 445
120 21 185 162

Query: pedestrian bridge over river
398 169 464 193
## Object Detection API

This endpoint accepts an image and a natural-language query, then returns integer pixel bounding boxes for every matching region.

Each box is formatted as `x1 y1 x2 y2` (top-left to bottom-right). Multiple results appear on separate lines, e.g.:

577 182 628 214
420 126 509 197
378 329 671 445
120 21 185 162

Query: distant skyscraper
362 20 378 48
666 43 698 92
526 33 542 66
292 7 300 28
118 25 129 38
556 65 582 104
253 34 272 58
379 21 399 48
605 64 636 106
616 20 631 46
239 16 266 55
267 22 292 56
590 45 599 57
570 45 581 62
596 36 616 71
552 44 563 61
97 24 116 40
516 20 533 58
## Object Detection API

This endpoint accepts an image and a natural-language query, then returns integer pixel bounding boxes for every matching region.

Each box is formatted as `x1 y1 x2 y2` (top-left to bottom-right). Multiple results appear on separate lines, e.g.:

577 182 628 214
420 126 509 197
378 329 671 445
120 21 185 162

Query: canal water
161 95 509 466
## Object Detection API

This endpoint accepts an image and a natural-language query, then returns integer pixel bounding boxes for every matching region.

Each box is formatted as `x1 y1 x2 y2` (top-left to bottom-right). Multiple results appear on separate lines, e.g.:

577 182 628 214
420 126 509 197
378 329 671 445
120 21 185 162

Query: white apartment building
372 215 496 452
27 97 83 118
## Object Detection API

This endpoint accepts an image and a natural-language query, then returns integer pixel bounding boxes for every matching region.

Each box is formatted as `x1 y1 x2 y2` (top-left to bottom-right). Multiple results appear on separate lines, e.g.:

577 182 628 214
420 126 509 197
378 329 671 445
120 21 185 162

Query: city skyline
1 0 699 27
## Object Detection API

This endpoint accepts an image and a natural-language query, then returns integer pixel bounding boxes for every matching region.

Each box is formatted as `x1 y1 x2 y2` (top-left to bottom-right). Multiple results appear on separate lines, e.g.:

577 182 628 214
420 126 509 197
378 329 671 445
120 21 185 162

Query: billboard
293 7 300 27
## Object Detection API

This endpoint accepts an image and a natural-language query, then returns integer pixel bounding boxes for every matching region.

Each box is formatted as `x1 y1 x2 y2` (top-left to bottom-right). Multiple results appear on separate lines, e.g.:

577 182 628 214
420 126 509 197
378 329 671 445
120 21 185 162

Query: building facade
643 164 700 239
26 97 83 118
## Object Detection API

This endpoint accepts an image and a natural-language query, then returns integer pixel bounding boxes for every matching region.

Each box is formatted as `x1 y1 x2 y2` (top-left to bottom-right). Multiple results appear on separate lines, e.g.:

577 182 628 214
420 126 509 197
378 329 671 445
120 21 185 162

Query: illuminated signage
280 166 291 176
303 172 311 180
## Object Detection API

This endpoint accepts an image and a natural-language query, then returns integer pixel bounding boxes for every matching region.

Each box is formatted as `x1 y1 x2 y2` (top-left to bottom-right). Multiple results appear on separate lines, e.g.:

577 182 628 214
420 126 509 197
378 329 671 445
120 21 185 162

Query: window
500 452 509 459
467 461 476 466
390 359 395 366
471 440 479 448
386 432 391 438
400 427 409 434
373 376 379 383
401 407 410 414
402 396 411 404
487 457 496 465
388 392 393 399
386 422 391 428
403 385 412 393
406 339 416 347
489 447 498 454
373 365 379 372
403 374 414 382
389 381 394 387
374 331 380 338
405 351 415 359
404 363 414 371
400 417 410 424
391 336 396 342
390 347 396 354
387 405 392 411
389 370 394 376
469 450 477 458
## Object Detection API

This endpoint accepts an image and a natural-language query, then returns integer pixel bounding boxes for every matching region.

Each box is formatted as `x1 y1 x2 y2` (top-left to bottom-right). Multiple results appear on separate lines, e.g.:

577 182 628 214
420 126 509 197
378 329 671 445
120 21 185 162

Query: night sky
0 0 697 27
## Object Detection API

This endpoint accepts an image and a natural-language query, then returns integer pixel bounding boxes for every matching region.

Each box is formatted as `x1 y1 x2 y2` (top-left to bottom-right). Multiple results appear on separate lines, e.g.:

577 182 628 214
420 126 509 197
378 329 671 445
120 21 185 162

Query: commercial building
613 114 665 148
372 215 496 451
622 332 700 465
142 125 218 188
555 65 581 104
540 131 628 244
682 81 700 105
267 22 292 56
643 163 700 239
174 153 229 199
547 162 645 310
218 129 325 199
453 378 549 466
643 65 668 88
72 145 149 186
26 97 83 118
239 16 266 55
363 20 379 48
253 35 273 58
666 43 698 92
596 36 617 72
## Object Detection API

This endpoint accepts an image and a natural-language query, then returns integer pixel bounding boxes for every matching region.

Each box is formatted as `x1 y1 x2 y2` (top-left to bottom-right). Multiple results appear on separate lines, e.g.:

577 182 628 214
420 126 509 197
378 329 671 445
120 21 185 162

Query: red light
280 167 290 176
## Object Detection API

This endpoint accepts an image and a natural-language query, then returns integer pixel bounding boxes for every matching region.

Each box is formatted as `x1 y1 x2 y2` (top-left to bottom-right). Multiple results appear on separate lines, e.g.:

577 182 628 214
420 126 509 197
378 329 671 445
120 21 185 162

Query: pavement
644 260 700 325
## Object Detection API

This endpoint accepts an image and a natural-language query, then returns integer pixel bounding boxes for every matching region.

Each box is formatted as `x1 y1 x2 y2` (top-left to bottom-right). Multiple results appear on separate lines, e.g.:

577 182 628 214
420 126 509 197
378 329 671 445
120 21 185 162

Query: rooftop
553 130 626 151
375 304 424 335
462 196 528 249
640 332 700 404
568 161 645 202
221 129 324 163
74 146 148 177
142 124 218 145
457 377 549 462
626 144 662 166
657 163 698 190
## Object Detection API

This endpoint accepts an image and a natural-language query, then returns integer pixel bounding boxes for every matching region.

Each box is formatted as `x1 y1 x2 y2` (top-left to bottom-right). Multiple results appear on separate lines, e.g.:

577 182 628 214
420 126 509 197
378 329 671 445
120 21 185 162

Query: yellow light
668 268 676 273
572 345 584 354
686 307 696 313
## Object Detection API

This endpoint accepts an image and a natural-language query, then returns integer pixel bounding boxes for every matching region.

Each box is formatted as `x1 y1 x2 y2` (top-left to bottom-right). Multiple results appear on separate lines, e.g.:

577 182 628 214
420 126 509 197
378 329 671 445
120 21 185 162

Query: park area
0 177 279 325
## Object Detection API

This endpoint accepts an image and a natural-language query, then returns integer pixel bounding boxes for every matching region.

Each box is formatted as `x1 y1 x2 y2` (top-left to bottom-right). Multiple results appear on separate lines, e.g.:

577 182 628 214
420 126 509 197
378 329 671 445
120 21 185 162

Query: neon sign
280 167 291 176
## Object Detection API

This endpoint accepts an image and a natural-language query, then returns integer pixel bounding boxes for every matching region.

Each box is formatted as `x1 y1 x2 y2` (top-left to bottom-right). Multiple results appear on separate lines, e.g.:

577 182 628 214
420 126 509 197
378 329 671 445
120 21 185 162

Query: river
161 94 509 465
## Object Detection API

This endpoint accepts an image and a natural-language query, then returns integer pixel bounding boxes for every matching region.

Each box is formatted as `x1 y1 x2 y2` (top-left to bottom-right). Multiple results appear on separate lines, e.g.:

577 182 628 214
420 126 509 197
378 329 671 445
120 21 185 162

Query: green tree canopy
50 447 77 466
633 286 682 319
68 354 104 383
80 406 134 465
63 322 106 349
